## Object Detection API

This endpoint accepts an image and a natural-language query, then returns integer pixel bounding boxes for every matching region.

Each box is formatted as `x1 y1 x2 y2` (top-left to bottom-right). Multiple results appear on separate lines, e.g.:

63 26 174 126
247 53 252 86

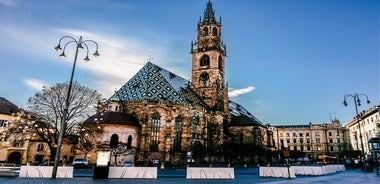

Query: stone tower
191 1 229 115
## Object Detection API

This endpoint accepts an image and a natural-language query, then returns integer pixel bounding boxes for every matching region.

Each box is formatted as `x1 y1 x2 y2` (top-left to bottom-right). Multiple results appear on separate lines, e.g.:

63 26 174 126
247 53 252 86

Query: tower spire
202 0 216 24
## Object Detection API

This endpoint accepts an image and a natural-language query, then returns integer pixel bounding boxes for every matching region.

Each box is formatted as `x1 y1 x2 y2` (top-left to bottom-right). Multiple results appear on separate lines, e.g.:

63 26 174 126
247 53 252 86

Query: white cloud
229 86 255 98
0 0 16 6
54 28 181 98
24 78 48 91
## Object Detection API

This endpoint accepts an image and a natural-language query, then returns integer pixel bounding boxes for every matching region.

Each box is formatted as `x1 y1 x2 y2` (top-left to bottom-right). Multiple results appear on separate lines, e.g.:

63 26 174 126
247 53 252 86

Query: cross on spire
147 55 154 62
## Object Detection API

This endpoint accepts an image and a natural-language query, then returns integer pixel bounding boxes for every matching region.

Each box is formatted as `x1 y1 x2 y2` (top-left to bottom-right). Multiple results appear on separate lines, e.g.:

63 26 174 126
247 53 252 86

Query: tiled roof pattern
228 100 264 127
106 62 263 127
108 62 207 107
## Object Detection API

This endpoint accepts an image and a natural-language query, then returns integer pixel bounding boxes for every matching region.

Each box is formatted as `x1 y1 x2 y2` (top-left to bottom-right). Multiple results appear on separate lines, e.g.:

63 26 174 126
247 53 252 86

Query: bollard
160 162 165 169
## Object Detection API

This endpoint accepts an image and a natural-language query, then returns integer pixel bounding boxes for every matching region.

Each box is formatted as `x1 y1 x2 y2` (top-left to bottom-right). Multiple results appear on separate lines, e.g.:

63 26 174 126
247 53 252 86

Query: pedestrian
374 158 379 175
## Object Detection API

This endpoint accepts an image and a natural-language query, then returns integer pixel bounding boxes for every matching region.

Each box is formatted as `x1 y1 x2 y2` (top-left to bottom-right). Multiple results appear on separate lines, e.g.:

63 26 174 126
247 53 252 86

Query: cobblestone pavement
0 168 378 184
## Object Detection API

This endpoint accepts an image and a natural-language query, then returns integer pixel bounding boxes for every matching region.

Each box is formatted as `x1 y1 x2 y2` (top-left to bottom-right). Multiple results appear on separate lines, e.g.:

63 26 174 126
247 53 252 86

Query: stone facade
81 2 268 166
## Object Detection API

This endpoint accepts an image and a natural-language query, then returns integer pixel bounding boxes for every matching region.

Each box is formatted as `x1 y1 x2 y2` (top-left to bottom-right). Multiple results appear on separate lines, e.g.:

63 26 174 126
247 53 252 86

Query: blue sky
0 0 378 125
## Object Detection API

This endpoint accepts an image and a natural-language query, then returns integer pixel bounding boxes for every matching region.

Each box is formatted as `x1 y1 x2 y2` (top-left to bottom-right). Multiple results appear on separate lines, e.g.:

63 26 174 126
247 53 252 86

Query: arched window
212 27 218 35
150 112 161 151
218 56 223 71
200 55 210 66
173 116 183 152
110 134 119 148
203 27 208 36
127 135 132 149
199 72 209 87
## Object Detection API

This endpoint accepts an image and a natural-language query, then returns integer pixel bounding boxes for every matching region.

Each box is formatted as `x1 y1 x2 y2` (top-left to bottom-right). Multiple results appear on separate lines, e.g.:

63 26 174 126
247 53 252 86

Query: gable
108 62 207 107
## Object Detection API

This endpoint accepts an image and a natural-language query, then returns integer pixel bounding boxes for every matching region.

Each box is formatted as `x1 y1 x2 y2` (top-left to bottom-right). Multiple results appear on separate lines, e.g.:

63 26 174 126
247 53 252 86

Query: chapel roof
228 100 264 127
83 111 141 127
108 62 207 108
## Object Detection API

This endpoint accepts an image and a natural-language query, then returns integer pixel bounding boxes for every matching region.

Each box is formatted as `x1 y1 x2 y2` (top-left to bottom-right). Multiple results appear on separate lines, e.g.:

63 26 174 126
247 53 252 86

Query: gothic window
200 55 210 66
191 115 200 139
212 27 218 35
150 112 161 151
173 116 183 152
203 27 208 36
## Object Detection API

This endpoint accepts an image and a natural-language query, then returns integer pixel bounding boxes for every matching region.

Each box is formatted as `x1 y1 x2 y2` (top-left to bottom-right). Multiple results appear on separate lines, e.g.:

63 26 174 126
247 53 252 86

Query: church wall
119 100 225 164
102 125 139 148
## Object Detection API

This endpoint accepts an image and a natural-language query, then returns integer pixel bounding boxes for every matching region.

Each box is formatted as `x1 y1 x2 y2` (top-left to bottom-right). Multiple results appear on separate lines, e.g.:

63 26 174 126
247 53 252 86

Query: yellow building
346 103 380 159
0 97 77 165
270 119 351 163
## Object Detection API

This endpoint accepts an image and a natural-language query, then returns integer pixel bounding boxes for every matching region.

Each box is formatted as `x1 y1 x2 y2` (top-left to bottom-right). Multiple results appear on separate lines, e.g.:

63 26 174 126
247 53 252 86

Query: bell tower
191 1 228 113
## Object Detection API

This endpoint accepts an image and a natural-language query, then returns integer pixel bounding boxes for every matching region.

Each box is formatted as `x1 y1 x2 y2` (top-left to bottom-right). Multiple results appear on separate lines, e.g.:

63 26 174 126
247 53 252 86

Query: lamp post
300 134 304 164
52 36 99 178
343 93 370 167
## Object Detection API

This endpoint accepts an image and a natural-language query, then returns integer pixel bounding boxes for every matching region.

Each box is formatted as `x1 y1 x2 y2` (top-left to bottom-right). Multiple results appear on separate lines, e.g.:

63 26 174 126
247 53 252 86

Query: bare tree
6 81 101 161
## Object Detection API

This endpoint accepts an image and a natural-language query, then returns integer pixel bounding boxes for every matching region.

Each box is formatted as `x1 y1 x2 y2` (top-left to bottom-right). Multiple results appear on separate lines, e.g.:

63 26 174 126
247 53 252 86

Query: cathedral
82 1 272 166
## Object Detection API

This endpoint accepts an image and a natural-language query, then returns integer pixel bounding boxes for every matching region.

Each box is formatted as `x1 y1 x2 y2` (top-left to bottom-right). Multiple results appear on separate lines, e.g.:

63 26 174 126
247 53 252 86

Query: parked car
123 161 132 167
72 158 88 168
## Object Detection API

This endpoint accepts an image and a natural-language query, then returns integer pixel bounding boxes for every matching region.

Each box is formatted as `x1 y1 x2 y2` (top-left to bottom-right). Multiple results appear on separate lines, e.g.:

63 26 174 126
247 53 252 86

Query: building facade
270 119 351 163
345 103 380 159
0 97 77 165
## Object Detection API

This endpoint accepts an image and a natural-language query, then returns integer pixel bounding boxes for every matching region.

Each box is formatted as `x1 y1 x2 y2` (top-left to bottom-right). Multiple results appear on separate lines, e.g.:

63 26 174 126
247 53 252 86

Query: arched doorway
8 152 22 164
192 141 204 165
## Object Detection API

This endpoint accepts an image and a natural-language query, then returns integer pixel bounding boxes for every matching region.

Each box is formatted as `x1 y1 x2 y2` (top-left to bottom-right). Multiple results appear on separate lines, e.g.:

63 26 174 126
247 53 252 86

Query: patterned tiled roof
228 100 264 127
108 62 264 126
108 62 207 107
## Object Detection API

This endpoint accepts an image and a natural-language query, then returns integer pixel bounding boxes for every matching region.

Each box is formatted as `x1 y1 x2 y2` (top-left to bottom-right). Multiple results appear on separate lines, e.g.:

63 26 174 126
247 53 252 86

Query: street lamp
52 36 99 179
343 93 370 166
